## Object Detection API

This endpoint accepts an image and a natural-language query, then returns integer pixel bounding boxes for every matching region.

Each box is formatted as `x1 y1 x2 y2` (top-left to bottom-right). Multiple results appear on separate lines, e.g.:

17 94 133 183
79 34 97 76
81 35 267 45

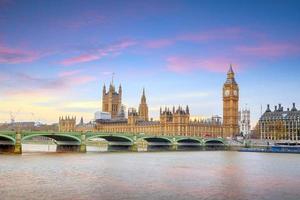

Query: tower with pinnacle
138 88 149 121
102 75 122 119
223 64 239 137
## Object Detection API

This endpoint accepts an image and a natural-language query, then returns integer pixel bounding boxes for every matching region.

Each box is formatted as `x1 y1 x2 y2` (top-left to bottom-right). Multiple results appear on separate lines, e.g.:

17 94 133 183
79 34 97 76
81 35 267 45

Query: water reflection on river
1 147 300 200
21 144 108 152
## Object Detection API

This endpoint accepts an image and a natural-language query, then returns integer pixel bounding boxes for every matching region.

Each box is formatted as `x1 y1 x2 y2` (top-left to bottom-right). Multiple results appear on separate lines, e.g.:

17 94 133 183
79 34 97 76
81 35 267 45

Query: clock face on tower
234 90 238 96
224 90 230 97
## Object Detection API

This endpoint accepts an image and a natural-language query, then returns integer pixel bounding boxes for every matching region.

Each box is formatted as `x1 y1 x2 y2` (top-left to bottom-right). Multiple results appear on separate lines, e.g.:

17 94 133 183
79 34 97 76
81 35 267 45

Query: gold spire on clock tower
223 64 239 138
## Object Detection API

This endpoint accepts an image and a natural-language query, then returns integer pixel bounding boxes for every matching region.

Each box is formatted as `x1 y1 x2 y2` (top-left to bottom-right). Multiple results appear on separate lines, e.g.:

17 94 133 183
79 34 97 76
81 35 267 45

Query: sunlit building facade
239 109 251 136
59 65 240 138
259 103 300 141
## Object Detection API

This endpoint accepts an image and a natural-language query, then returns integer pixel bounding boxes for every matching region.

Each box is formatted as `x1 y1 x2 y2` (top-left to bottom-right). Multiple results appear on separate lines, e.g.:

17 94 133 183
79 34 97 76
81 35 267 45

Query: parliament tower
138 88 149 121
102 80 122 119
223 65 239 137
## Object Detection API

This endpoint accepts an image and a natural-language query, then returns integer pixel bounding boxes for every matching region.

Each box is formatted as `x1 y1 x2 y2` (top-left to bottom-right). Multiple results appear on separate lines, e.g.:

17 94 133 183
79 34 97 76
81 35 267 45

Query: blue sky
0 0 300 126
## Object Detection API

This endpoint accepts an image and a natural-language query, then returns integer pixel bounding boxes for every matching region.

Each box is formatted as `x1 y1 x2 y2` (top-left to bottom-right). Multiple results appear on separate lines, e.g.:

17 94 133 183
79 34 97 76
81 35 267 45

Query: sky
0 0 300 127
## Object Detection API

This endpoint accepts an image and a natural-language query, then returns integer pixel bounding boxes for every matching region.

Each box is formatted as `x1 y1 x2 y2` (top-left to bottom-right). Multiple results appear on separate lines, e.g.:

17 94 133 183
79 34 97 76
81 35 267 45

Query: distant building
259 103 300 140
239 109 251 136
0 122 58 132
76 117 95 132
59 116 76 132
2 122 35 131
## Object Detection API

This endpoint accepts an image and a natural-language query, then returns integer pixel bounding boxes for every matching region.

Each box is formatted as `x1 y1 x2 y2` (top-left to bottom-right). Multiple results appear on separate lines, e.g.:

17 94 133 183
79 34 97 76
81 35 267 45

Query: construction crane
9 109 21 124
10 111 15 124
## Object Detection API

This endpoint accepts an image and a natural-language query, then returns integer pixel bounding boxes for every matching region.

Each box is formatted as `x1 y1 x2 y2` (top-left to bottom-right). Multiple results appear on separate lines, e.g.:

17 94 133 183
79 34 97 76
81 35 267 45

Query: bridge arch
204 139 225 145
87 134 133 143
22 133 81 144
177 138 202 144
141 136 172 144
0 134 16 145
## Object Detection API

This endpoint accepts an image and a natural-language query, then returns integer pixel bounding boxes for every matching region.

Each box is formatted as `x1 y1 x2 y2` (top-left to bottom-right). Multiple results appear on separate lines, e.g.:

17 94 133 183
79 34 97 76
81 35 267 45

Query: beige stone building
223 65 239 137
94 65 239 138
59 65 240 138
59 116 76 132
102 81 122 119
259 103 300 141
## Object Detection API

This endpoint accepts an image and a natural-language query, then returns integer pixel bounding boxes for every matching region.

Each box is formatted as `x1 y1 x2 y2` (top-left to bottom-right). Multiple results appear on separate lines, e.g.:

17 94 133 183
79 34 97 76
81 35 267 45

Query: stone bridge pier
14 132 22 154
0 132 22 154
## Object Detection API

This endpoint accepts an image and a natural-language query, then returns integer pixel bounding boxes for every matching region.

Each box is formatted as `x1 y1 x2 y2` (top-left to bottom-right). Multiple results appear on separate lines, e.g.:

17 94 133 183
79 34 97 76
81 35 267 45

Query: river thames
1 150 300 200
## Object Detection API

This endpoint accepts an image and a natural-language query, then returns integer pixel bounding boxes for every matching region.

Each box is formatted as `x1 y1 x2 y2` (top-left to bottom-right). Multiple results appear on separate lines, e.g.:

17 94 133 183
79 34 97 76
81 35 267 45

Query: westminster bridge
0 131 229 154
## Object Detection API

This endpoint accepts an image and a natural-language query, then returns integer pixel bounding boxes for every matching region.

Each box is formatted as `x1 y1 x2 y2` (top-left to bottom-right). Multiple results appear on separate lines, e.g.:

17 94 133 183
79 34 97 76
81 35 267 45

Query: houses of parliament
59 65 239 138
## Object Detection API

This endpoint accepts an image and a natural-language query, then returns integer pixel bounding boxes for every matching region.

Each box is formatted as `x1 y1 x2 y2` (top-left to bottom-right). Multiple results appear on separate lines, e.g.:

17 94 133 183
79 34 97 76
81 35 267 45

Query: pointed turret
102 79 122 119
138 87 149 121
228 63 234 74
118 84 122 94
186 105 189 115
266 104 271 112
103 84 106 95
291 103 298 111
141 87 146 103
226 64 236 84
109 83 115 92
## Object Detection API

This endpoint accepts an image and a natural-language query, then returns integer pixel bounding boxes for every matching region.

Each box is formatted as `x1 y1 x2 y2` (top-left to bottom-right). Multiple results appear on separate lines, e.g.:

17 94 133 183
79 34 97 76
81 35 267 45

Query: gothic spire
103 84 106 94
186 105 189 114
141 87 146 103
227 64 234 78
225 64 236 84
111 72 115 86
119 84 122 94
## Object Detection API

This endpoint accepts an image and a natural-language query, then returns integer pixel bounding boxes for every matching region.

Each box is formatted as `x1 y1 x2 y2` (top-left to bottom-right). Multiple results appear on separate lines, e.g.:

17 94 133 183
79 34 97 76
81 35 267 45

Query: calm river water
1 149 300 200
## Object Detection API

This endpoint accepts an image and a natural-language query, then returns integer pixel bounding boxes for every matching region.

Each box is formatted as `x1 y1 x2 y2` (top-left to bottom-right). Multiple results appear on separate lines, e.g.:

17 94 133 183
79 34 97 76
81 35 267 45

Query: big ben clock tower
223 64 239 138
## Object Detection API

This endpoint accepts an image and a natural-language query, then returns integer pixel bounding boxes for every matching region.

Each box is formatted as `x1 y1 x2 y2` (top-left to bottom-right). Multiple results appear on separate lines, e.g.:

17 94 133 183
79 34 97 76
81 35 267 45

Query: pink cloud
61 54 101 66
0 45 39 64
166 56 240 73
1 71 96 98
69 75 96 85
142 27 244 49
60 39 137 66
236 42 300 57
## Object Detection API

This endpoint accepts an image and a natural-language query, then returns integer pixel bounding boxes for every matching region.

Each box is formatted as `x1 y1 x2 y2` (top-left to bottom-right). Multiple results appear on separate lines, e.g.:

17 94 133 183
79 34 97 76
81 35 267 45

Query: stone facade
59 65 240 138
259 103 300 141
239 109 251 136
59 116 76 132
94 65 239 138
223 65 239 137
96 106 223 137
102 82 122 119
